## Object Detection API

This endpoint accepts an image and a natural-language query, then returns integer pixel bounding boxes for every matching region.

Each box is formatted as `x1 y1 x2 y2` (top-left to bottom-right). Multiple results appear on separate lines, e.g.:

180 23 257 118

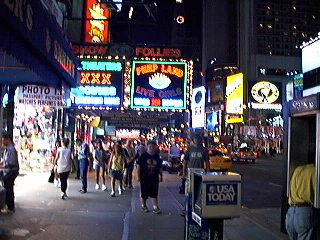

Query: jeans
3 170 19 210
59 171 70 193
79 160 89 191
124 163 134 187
285 206 315 240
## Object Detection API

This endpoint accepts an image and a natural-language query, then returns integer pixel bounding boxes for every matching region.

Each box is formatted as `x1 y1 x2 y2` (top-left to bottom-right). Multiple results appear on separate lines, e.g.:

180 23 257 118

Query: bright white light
129 6 133 19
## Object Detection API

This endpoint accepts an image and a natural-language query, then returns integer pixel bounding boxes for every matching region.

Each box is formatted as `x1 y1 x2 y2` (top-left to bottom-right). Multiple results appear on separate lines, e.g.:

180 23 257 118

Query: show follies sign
84 0 111 43
130 61 187 110
70 60 123 108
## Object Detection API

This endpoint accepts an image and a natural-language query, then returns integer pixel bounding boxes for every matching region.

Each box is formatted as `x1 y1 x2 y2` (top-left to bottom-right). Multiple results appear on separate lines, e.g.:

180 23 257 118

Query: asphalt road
229 154 285 209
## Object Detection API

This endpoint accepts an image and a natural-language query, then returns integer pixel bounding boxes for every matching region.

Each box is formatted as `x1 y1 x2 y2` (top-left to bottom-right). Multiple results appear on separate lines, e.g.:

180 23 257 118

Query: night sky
110 0 202 46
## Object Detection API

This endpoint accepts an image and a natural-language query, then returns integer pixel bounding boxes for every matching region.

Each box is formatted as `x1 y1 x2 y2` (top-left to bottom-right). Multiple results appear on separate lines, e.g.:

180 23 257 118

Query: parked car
231 147 258 163
208 149 232 171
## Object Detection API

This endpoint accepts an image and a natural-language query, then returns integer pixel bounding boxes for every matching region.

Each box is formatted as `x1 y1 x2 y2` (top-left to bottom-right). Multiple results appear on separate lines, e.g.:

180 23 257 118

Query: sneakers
79 189 87 193
118 186 122 195
101 184 107 191
141 205 150 213
153 207 161 214
1 208 15 214
110 191 115 197
95 184 100 190
61 192 67 200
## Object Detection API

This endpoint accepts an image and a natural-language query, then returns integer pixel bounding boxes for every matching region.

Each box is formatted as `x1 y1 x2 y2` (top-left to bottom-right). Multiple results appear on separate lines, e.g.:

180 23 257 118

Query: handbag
48 167 55 183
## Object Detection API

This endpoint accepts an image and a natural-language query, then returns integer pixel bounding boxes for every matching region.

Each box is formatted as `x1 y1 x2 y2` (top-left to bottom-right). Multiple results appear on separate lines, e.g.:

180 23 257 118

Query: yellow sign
226 114 243 124
226 73 244 114
251 81 279 104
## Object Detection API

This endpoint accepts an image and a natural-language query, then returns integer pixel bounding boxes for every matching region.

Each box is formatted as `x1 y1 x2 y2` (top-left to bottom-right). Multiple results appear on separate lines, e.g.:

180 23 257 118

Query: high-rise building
204 0 320 123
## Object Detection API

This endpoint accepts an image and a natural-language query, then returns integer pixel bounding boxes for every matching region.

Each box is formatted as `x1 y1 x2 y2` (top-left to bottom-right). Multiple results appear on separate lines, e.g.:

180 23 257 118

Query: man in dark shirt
0 132 19 214
136 141 163 214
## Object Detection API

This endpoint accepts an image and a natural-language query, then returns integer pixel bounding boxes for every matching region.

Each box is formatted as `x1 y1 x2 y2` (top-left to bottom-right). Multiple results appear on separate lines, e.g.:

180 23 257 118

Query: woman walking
108 143 126 197
93 140 108 191
54 138 72 200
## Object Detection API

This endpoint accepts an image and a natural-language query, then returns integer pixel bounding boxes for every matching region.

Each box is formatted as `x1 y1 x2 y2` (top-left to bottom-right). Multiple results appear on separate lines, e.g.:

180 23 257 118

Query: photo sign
71 60 123 107
130 60 187 110
16 85 65 107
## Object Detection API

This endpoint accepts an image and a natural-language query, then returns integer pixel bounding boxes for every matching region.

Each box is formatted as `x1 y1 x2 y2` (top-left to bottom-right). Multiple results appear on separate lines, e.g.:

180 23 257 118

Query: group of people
48 137 163 214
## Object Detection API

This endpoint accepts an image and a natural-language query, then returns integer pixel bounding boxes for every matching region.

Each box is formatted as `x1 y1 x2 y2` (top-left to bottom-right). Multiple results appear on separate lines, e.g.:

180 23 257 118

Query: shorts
140 178 159 199
110 169 123 180
93 161 106 170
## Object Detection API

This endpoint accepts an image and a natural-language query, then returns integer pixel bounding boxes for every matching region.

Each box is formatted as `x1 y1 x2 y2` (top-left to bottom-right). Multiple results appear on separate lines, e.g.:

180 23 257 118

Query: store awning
0 0 79 88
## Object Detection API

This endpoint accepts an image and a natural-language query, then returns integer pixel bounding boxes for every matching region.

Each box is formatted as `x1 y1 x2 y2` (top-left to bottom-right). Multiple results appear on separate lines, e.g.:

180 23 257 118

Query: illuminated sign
191 87 206 128
226 73 244 115
116 129 140 139
16 85 65 107
71 60 123 107
72 44 109 56
130 61 187 110
251 81 279 104
135 47 182 58
84 0 111 43
249 81 282 111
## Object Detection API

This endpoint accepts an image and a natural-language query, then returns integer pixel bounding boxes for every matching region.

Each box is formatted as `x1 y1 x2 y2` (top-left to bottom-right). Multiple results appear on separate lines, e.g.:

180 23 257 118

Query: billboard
249 81 282 111
226 73 244 114
206 111 220 132
71 60 123 108
191 87 206 128
302 39 320 73
84 0 111 43
130 60 187 110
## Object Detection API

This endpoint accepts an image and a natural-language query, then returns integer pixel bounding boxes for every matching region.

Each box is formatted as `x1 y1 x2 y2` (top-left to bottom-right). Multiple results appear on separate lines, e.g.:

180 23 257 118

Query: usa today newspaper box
192 171 241 219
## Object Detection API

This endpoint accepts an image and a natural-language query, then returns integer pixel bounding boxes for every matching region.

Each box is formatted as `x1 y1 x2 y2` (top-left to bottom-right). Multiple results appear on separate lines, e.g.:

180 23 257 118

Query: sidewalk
0 171 289 240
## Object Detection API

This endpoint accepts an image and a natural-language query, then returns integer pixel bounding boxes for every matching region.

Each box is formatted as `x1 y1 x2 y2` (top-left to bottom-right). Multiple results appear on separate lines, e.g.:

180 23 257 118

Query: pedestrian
54 138 72 200
181 134 209 216
75 138 90 193
136 141 163 214
93 140 108 191
108 143 126 197
182 134 209 177
51 140 61 187
285 162 316 240
123 139 136 189
0 132 19 214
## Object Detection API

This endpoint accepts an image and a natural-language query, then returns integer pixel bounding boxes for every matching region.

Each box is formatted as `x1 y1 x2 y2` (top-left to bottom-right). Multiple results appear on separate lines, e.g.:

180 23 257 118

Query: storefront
0 0 79 172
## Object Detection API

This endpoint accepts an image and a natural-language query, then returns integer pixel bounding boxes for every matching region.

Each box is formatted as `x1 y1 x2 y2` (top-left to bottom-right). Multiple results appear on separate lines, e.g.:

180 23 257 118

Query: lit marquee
71 59 124 108
130 60 188 110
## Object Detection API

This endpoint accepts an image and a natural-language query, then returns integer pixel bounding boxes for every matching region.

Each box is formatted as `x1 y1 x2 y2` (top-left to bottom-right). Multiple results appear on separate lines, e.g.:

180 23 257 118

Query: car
231 147 258 163
208 149 232 171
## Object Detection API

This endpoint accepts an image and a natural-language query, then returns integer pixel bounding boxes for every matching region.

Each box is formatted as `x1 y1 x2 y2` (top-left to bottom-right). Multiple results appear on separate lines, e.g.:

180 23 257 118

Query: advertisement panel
130 60 187 110
249 81 282 111
302 39 320 73
191 87 206 128
84 0 111 43
71 60 123 108
16 85 65 107
226 73 244 115
206 111 219 132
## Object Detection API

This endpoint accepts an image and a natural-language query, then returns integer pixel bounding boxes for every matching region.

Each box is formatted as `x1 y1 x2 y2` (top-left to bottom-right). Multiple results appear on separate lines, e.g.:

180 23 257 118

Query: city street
0 154 289 240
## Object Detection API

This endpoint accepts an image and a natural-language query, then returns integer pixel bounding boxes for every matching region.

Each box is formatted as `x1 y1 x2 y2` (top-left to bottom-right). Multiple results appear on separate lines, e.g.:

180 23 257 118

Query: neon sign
130 61 187 110
81 60 122 71
84 0 111 43
71 60 123 107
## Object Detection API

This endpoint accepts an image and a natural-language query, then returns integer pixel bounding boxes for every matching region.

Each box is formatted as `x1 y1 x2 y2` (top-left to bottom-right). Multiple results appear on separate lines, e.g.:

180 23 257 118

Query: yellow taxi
208 149 232 171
